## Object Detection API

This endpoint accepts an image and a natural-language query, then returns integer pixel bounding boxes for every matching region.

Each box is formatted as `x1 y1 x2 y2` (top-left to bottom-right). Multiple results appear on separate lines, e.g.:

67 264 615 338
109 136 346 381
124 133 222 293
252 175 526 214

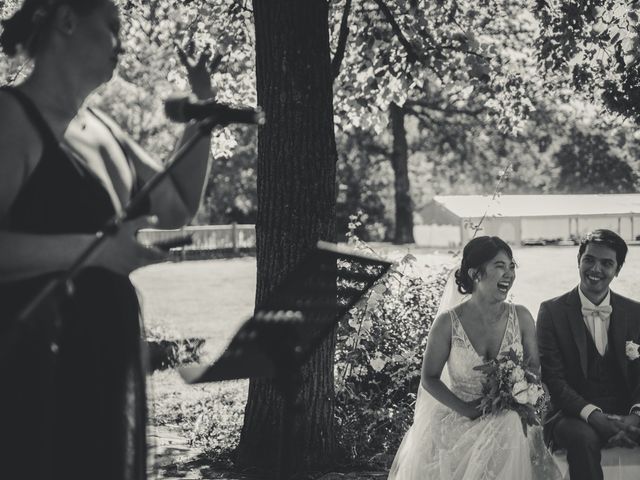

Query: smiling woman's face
473 250 516 300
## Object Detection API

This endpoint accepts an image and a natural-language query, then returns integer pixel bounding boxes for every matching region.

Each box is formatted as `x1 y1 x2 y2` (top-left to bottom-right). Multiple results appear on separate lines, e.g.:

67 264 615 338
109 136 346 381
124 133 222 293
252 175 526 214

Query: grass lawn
132 256 257 360
131 257 256 465
131 245 640 465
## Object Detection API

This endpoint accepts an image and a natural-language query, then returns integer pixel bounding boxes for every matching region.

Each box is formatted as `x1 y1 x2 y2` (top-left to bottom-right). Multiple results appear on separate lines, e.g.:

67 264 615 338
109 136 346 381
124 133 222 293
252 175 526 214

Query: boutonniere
626 341 640 361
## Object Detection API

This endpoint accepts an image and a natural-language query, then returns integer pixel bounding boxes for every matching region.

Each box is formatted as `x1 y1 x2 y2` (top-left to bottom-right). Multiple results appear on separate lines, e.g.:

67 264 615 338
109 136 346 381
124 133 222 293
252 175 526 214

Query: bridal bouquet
474 344 547 436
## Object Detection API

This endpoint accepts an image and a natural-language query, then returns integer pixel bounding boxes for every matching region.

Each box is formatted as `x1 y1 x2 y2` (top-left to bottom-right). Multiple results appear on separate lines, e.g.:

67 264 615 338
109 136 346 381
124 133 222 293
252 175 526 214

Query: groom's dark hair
455 236 513 294
578 229 628 268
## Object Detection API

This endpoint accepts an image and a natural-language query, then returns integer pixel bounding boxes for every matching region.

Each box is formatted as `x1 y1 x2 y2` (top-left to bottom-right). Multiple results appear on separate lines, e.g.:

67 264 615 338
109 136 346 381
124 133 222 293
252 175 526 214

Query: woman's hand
464 398 483 420
175 40 222 100
91 216 167 275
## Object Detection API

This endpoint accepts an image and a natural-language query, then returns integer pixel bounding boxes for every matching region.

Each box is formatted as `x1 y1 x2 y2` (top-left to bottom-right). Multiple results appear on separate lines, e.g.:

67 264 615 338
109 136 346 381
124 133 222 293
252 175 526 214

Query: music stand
179 241 392 479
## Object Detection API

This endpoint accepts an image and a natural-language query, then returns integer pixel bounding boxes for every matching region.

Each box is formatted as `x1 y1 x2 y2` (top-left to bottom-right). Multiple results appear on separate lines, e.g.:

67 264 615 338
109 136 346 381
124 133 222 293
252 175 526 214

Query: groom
537 229 640 480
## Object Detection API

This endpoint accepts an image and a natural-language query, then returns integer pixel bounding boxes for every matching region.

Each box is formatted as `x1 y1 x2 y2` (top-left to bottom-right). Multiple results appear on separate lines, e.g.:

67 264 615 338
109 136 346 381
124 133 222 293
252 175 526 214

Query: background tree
533 0 640 193
554 127 638 193
331 0 540 243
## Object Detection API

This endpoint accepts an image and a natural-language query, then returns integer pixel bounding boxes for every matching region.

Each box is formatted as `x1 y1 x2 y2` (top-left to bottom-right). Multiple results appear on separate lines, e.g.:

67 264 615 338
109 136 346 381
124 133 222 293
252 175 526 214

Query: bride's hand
464 398 483 420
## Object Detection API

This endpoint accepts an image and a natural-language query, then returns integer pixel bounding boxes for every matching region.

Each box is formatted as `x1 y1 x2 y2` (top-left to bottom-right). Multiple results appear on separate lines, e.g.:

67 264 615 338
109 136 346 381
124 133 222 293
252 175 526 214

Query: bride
389 236 561 479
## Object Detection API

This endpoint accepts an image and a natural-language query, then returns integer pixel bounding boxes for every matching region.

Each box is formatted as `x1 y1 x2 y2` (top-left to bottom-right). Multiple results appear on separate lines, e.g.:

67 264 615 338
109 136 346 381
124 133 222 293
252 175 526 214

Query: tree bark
390 103 415 244
236 0 337 475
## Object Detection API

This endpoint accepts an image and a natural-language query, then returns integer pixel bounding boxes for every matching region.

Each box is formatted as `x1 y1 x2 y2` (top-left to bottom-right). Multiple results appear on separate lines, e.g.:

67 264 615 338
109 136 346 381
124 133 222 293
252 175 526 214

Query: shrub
148 370 247 469
184 383 247 466
334 240 449 466
146 325 205 371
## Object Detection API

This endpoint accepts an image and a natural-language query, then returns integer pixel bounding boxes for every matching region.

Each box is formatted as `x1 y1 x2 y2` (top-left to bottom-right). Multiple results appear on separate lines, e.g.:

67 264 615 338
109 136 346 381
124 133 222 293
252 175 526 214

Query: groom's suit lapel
564 288 588 378
610 291 630 385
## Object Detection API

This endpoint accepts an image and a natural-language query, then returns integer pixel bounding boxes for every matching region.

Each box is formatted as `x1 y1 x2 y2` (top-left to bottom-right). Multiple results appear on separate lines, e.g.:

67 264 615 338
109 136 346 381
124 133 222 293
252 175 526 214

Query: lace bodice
447 303 521 401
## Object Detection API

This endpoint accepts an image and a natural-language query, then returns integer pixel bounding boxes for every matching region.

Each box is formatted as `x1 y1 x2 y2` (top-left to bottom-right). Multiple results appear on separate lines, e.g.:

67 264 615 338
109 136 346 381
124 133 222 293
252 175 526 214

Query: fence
137 223 256 259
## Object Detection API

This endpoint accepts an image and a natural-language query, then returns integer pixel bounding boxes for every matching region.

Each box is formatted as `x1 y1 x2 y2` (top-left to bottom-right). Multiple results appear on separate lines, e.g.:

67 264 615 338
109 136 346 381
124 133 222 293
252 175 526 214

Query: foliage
534 0 640 122
185 387 245 466
331 0 539 136
149 371 246 469
336 133 395 241
330 0 544 240
146 324 205 371
553 127 639 193
334 239 448 464
330 0 640 235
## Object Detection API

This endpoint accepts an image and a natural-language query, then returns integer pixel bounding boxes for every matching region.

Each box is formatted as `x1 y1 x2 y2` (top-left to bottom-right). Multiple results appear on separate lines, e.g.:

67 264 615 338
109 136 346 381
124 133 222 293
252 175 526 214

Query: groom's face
578 243 620 299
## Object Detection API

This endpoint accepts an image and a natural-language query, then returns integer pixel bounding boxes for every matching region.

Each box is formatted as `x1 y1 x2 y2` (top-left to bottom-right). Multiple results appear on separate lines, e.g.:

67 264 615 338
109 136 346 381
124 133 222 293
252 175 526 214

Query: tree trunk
390 103 415 244
236 0 337 475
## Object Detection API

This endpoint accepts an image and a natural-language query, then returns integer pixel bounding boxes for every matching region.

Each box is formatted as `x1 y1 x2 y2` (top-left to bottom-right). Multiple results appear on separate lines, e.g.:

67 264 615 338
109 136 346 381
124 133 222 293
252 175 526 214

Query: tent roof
433 194 640 219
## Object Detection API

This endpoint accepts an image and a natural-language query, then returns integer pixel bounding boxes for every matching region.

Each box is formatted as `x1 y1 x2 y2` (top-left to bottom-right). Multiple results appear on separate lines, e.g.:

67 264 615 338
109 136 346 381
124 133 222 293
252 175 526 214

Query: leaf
369 356 387 372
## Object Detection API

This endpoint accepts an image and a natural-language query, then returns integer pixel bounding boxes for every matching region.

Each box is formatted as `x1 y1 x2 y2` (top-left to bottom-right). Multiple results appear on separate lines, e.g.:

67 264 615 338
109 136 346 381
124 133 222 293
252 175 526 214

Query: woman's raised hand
175 39 222 100
92 215 168 275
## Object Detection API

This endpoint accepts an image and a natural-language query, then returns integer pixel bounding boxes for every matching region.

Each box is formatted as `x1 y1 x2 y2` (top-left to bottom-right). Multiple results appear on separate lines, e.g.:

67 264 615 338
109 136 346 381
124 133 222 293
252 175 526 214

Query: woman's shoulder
511 303 533 318
0 89 43 168
511 303 535 330
0 89 42 157
431 309 454 336
0 89 45 220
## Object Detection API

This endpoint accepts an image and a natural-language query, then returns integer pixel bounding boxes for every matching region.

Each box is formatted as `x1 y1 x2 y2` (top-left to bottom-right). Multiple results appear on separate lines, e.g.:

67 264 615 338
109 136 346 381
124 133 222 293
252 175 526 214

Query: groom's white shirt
577 287 640 422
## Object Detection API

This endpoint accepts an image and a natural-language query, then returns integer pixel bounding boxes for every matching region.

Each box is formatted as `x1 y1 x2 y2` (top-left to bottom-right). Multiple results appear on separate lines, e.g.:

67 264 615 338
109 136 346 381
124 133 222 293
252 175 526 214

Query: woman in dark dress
0 1 217 478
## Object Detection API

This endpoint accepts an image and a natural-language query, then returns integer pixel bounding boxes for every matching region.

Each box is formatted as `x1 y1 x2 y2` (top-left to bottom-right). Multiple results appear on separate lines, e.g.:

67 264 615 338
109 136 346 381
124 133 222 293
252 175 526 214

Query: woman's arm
0 218 165 282
115 120 210 229
516 304 541 376
421 312 482 419
116 45 218 229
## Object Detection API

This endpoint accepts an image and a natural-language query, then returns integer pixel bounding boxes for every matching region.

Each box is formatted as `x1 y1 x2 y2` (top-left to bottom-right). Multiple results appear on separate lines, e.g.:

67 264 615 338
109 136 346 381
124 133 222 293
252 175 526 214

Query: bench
553 448 640 479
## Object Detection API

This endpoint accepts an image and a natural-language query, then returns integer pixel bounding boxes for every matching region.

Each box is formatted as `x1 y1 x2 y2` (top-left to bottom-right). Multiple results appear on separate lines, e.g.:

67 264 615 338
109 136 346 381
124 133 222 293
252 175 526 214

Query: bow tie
581 305 612 320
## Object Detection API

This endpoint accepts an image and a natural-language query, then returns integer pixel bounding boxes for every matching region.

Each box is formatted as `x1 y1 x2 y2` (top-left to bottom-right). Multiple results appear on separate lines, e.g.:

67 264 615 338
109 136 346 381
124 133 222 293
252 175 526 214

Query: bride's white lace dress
388 304 561 480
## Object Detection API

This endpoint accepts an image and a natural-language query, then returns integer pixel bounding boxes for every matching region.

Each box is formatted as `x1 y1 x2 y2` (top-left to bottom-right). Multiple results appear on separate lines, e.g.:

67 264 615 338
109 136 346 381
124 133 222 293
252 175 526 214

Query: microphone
164 95 265 125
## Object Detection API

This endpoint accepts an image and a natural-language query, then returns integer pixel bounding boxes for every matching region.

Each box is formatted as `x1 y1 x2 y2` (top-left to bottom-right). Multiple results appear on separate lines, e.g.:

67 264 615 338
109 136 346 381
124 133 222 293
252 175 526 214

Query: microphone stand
4 118 218 357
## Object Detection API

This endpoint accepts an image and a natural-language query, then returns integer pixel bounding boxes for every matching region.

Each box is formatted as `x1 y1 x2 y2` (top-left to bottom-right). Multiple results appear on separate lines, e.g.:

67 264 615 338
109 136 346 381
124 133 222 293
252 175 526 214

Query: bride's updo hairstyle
455 236 513 295
0 0 104 57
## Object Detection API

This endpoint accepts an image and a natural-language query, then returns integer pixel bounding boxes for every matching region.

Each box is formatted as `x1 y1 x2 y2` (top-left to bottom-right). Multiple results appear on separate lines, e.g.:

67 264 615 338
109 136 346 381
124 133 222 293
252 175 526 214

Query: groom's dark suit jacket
537 288 640 442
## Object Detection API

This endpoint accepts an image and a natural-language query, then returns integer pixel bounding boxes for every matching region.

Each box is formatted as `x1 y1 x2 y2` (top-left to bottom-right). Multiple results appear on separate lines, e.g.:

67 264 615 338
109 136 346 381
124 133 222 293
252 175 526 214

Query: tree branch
332 0 352 80
373 0 424 64
405 99 485 116
403 105 438 126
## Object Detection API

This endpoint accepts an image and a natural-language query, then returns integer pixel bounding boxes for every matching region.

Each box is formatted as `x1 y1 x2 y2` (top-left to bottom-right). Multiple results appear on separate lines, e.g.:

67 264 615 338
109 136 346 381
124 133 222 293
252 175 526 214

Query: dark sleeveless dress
0 87 147 480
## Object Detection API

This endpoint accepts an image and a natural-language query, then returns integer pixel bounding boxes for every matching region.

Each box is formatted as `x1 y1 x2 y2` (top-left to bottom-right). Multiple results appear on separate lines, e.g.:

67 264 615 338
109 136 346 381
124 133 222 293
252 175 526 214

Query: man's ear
51 4 78 36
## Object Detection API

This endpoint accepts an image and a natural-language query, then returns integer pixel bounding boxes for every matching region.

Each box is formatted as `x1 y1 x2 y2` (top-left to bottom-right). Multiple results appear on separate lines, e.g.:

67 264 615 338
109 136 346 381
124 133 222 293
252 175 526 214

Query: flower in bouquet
474 345 547 436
